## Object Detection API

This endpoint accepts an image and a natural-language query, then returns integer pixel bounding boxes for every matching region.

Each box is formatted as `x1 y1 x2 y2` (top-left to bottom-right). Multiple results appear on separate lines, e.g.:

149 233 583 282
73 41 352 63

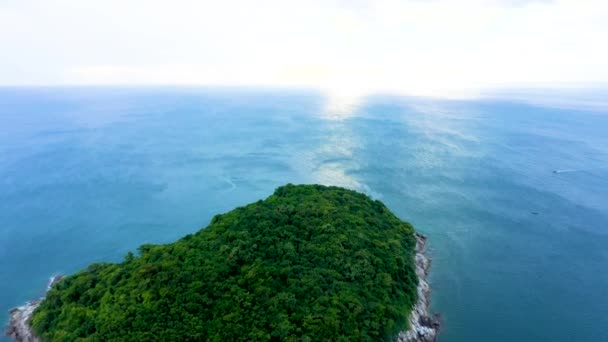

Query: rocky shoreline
5 275 63 342
398 233 441 342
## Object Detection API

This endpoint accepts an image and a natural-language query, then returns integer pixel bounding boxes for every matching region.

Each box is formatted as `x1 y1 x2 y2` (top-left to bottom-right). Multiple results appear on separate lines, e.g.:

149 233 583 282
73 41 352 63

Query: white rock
397 233 440 342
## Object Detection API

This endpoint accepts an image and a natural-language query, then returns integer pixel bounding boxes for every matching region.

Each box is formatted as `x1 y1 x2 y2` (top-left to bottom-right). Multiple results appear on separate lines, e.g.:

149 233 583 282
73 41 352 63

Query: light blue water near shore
1 87 607 341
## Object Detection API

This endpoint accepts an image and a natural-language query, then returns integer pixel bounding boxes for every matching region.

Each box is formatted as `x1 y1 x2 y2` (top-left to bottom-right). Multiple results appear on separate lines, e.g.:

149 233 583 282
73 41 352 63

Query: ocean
1 87 607 341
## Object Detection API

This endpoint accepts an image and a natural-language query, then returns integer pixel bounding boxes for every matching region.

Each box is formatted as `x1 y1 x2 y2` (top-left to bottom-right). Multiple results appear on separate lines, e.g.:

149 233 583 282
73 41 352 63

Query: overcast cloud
1 0 607 97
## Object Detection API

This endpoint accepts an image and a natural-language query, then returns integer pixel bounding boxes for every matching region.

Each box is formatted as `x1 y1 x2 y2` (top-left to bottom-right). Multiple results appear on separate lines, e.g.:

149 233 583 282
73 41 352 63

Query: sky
1 0 607 98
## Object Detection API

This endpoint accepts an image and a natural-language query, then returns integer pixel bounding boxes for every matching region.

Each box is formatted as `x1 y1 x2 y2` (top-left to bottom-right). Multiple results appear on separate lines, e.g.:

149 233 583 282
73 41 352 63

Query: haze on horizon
1 0 607 99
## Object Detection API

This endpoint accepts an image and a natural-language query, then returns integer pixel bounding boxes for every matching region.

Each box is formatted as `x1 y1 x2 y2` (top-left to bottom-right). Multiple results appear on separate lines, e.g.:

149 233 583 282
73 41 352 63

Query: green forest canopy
32 184 419 341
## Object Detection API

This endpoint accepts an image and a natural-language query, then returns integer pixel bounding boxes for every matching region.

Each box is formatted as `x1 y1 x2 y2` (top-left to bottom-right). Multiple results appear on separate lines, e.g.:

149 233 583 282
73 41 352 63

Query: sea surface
1 87 607 341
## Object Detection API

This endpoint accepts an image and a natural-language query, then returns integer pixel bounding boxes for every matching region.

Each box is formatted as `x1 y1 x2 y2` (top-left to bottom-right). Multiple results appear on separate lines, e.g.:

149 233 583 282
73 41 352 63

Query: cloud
491 0 555 7
1 0 607 97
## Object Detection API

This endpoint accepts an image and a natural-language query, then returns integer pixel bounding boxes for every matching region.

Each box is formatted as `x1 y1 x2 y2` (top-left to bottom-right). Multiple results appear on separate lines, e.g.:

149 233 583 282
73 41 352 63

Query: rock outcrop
398 233 441 342
5 275 63 342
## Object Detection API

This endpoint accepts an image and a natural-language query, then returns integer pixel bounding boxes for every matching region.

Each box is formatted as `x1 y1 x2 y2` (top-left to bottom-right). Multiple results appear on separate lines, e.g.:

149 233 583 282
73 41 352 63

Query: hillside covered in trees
31 184 419 341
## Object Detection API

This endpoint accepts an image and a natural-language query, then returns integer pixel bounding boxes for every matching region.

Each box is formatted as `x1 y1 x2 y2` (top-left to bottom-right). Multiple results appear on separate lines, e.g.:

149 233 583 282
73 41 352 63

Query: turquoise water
1 87 607 341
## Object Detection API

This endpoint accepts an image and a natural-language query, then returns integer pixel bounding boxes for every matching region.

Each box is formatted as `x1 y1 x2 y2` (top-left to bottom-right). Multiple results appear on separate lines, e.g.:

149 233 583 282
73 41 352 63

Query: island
7 184 439 341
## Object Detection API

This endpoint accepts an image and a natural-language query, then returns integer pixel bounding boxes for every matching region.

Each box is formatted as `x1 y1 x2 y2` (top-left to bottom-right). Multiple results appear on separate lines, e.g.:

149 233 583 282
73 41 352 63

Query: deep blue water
1 87 607 341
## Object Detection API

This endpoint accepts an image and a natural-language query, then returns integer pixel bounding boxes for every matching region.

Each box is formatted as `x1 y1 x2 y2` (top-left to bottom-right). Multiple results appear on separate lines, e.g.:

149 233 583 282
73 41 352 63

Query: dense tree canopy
32 184 418 341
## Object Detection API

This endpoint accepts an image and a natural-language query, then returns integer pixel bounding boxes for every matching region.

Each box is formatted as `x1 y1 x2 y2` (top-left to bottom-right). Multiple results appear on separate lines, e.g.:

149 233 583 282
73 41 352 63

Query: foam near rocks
5 275 63 342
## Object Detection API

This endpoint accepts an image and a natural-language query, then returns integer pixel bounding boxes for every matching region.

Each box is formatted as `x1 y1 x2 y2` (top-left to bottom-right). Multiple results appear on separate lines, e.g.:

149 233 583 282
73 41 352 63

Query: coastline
6 234 438 342
398 233 440 342
5 275 63 342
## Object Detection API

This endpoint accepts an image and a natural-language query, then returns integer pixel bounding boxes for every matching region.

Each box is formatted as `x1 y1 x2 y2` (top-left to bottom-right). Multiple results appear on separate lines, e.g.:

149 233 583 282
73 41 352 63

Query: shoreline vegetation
6 184 439 341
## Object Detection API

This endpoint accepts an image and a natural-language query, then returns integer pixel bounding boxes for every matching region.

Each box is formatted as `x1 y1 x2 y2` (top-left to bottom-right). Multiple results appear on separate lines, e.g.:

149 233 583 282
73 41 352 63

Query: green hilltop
32 184 419 341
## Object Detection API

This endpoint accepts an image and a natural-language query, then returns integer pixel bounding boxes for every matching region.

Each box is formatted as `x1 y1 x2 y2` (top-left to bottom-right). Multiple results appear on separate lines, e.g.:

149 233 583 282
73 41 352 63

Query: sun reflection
314 162 361 189
320 89 365 120
302 90 377 197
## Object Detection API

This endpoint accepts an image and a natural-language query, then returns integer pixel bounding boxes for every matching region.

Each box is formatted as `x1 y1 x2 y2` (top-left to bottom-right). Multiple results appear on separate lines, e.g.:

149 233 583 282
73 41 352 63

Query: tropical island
7 184 438 341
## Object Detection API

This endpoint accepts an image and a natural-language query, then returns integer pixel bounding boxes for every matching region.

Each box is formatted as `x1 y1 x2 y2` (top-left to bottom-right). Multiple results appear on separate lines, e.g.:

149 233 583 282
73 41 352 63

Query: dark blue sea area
1 87 607 341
